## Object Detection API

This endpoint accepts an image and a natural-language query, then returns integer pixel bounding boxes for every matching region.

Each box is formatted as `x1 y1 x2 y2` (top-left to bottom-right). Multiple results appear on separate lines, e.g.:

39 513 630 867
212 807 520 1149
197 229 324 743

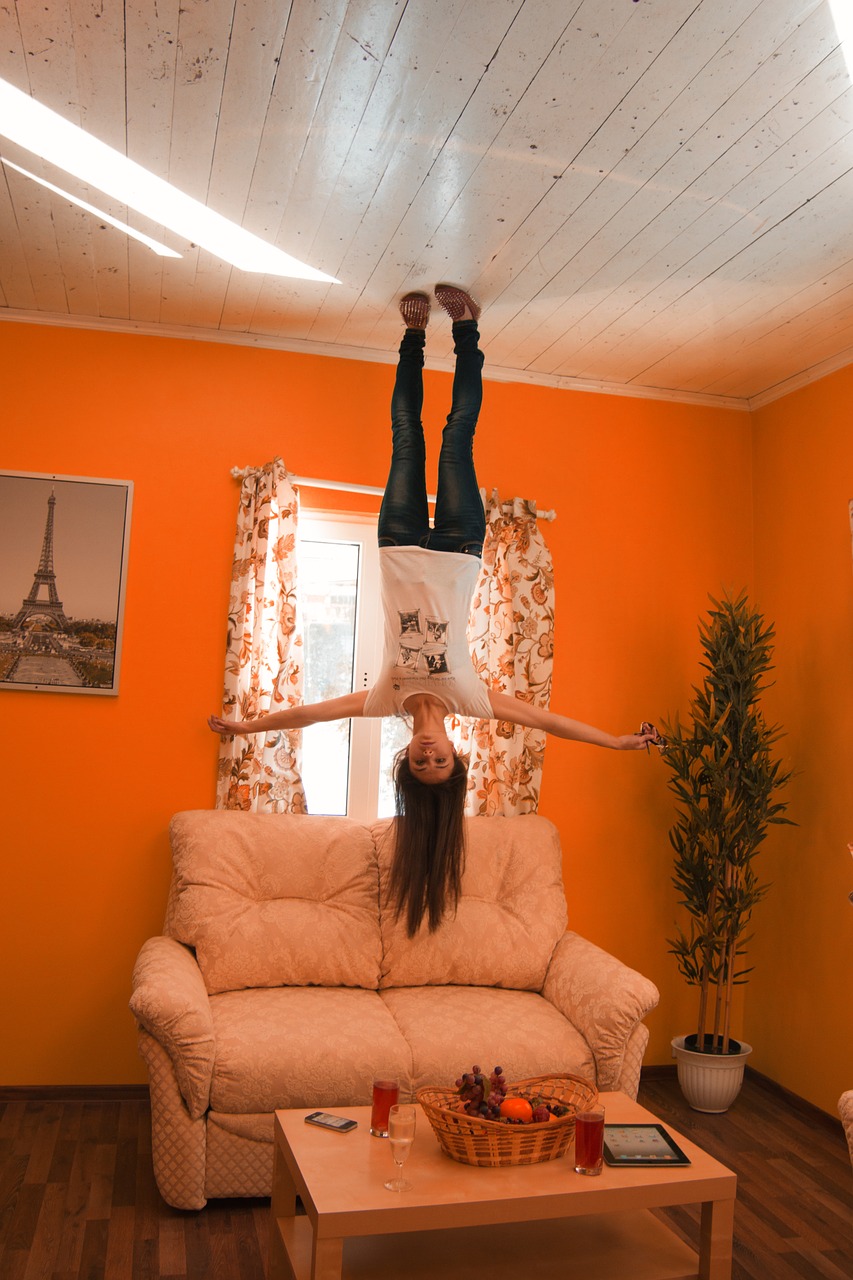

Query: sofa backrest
165 810 568 995
376 813 567 991
167 811 383 994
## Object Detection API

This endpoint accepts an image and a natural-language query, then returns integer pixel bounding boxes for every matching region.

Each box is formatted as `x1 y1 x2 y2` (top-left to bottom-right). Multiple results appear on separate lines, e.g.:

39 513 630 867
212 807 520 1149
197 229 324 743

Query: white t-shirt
363 546 493 720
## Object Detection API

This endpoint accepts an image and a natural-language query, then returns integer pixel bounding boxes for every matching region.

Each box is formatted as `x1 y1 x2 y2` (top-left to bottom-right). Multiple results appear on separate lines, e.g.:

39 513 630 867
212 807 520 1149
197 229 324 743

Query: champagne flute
384 1104 416 1191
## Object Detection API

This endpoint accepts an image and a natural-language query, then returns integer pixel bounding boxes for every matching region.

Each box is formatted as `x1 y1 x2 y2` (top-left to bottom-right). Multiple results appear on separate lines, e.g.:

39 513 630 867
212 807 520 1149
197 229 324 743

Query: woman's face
407 731 456 784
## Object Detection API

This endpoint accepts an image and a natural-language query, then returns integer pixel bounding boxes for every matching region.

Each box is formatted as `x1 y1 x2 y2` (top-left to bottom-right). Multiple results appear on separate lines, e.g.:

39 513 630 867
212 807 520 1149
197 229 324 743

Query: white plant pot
671 1034 753 1114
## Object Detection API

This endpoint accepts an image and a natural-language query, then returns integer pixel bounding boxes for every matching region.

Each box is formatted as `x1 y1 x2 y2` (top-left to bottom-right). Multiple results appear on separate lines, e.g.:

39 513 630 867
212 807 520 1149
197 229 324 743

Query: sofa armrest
839 1091 853 1172
541 931 659 1092
130 936 215 1120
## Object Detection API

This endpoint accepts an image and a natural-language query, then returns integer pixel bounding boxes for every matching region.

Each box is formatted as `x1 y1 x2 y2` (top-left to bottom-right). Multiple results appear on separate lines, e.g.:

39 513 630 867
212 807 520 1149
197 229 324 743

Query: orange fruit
499 1096 534 1123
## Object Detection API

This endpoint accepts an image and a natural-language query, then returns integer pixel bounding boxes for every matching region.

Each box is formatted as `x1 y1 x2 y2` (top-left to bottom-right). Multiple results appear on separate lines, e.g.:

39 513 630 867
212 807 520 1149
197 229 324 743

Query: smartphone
304 1111 358 1133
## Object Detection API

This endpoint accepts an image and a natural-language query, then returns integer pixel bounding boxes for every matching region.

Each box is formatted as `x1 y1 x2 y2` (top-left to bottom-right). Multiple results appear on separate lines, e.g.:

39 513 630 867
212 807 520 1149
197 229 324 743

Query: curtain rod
230 467 556 521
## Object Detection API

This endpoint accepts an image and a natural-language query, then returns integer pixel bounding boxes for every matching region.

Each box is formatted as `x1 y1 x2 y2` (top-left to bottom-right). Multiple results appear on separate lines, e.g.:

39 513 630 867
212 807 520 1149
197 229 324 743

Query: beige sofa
130 810 659 1209
840 1092 853 1177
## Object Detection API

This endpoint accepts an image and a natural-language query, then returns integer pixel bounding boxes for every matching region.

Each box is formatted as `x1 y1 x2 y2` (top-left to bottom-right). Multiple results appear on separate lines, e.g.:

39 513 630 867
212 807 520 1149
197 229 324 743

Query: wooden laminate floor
639 1073 853 1280
1 1072 851 1279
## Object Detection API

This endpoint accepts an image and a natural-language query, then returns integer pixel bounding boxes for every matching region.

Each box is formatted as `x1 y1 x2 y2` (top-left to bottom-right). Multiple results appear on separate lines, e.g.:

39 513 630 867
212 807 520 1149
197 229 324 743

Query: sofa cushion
376 814 567 990
208 987 412 1113
169 811 382 994
380 986 595 1093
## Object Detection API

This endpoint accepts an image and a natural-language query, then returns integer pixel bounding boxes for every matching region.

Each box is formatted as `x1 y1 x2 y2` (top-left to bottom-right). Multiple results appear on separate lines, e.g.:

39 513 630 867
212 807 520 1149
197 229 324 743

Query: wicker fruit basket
417 1074 597 1168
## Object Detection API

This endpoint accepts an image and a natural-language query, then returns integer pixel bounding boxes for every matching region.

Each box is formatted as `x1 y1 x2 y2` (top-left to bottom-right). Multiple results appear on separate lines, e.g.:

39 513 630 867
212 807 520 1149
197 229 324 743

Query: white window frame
297 509 386 821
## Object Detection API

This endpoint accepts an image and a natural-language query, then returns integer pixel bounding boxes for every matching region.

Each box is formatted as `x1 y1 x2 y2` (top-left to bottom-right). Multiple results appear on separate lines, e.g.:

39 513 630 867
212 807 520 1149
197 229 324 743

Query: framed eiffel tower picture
0 471 133 695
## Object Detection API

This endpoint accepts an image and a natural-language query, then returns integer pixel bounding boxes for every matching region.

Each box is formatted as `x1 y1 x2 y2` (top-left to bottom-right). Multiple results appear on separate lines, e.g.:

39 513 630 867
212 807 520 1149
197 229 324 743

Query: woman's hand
613 732 654 751
616 722 667 752
208 714 250 736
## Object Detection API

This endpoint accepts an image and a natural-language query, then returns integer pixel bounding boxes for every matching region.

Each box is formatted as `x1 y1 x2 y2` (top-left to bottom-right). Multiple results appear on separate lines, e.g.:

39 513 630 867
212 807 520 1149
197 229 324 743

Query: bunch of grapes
487 1065 508 1118
455 1065 508 1120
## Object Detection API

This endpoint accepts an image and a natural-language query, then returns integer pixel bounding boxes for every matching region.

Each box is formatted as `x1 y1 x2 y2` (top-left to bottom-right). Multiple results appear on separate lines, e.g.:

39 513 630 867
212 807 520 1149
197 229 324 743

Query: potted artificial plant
661 591 793 1113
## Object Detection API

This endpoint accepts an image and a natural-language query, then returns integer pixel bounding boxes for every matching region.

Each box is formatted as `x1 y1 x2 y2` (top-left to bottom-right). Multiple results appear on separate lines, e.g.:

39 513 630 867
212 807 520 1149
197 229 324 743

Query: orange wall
2 319 756 1088
747 365 853 1114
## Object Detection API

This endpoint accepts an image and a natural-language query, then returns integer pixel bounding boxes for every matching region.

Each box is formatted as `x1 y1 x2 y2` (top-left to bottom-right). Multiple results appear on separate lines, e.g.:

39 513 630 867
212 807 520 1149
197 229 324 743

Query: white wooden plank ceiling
1 0 851 408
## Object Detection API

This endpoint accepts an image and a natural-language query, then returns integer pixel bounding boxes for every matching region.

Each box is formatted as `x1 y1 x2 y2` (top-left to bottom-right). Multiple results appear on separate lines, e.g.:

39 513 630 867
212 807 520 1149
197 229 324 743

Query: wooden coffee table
269 1090 736 1280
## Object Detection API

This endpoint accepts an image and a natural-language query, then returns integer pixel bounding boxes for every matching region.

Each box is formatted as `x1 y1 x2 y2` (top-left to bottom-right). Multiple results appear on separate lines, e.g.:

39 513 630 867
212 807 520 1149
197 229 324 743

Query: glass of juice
574 1105 605 1175
384 1104 417 1191
370 1078 400 1137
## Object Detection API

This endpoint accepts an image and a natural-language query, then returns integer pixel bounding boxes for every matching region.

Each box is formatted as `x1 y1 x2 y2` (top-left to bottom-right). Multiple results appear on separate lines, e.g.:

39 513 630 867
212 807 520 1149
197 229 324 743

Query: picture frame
0 470 133 696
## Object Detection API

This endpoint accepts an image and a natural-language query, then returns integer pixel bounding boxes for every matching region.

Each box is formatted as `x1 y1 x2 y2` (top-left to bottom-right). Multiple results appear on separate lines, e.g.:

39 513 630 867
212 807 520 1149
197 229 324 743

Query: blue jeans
378 320 485 557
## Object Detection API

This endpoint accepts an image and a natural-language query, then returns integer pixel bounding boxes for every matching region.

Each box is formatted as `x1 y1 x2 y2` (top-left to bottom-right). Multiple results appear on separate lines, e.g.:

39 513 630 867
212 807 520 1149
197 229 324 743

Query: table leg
269 1137 299 1280
699 1197 735 1280
311 1235 344 1280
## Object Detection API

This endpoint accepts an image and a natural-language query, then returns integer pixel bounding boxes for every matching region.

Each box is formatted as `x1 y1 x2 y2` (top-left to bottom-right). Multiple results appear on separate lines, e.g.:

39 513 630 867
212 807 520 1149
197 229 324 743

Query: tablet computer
603 1123 691 1166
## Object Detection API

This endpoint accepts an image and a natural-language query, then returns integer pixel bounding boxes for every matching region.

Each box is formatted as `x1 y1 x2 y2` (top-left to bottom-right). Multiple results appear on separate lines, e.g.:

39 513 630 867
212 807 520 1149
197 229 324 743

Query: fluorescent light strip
828 0 853 76
1 156 182 257
0 77 339 282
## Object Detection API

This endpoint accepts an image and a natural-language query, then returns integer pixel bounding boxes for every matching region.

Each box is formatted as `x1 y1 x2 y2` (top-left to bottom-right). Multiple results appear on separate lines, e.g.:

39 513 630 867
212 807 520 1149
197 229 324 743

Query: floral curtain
216 458 307 813
456 492 555 817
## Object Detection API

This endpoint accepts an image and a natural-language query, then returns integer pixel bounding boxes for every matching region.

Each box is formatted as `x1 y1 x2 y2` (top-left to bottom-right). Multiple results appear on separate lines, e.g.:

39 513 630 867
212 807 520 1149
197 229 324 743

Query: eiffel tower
13 488 72 632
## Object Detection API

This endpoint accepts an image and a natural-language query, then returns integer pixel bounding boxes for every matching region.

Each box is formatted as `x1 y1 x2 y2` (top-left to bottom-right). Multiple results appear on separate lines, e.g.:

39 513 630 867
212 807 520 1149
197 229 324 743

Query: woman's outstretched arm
208 689 369 737
487 691 657 751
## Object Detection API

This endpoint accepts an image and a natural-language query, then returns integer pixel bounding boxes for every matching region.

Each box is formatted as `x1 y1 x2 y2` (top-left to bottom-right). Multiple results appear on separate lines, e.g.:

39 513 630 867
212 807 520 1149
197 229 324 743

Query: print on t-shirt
425 619 448 645
398 644 420 669
394 608 451 676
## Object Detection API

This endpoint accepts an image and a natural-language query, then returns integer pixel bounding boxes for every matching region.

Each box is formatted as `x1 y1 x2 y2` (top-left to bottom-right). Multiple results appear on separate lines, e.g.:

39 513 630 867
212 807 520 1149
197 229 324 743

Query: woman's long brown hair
388 749 468 936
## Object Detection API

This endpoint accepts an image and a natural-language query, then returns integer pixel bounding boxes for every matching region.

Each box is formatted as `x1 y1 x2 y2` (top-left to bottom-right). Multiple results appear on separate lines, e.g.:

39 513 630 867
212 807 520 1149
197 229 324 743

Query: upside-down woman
209 285 659 935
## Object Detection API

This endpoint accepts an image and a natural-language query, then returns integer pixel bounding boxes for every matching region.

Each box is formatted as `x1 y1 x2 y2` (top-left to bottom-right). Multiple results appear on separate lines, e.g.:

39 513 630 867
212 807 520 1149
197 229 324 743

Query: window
297 512 407 819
